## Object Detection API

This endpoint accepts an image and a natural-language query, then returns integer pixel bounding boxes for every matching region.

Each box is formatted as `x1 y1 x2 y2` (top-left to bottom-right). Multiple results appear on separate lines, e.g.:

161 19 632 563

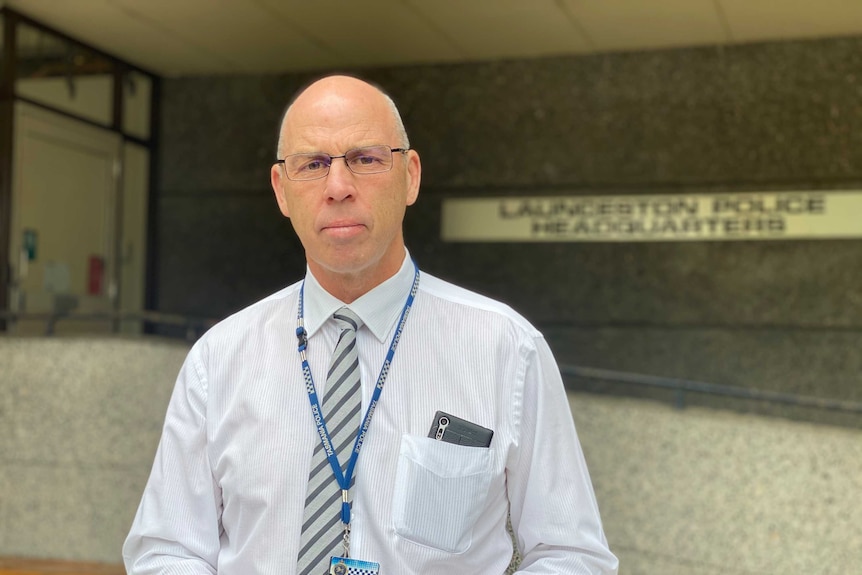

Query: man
124 75 618 574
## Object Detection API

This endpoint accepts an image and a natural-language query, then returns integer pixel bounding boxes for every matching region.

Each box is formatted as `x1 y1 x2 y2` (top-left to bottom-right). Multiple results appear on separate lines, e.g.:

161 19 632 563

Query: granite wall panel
158 193 306 316
408 194 862 327
0 337 190 561
156 36 862 404
160 75 310 194
3 465 145 561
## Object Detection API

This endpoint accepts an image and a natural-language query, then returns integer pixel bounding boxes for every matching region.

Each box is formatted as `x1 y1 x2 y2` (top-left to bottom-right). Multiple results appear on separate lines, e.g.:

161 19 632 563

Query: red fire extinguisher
88 255 104 295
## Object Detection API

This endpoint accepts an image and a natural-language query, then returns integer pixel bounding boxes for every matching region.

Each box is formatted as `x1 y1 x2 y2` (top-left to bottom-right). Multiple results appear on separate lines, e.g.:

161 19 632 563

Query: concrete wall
2 337 859 573
0 336 188 562
578 393 862 575
155 37 862 405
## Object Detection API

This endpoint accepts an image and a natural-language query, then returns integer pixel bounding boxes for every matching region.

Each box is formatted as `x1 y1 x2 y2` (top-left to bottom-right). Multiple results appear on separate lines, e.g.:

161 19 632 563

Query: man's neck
315 273 378 304
308 250 406 304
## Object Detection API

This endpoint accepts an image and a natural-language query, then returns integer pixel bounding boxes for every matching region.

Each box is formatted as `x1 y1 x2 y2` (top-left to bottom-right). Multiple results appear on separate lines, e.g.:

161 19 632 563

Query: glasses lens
285 153 331 180
345 146 393 174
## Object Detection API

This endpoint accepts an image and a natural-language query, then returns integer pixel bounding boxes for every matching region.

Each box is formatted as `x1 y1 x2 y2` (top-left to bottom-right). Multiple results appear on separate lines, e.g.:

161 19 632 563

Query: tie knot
333 307 363 333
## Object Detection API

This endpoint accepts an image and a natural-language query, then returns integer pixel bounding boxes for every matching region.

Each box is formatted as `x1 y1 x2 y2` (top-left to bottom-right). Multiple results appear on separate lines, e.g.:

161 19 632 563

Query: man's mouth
322 221 365 238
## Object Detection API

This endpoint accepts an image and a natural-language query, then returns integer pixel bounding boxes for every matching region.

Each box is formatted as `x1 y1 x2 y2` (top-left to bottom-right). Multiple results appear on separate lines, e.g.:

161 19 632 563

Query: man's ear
405 150 421 206
271 163 291 218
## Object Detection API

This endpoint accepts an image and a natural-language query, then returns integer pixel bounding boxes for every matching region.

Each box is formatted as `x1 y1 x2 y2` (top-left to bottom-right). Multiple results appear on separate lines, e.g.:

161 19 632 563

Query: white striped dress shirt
123 253 618 574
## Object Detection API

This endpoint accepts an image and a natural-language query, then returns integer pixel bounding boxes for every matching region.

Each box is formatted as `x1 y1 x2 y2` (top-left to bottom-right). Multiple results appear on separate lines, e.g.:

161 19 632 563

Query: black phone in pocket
427 411 493 447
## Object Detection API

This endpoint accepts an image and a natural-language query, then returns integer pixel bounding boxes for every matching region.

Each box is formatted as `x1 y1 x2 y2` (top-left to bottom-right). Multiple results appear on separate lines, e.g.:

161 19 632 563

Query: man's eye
299 157 329 172
352 155 377 166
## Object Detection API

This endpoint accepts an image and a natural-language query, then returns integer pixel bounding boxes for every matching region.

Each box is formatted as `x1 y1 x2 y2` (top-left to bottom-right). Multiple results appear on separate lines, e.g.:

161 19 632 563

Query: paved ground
568 392 862 574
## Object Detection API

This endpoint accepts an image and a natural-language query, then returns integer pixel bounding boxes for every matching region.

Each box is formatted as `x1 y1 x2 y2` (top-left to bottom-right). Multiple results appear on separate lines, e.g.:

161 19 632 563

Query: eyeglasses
275 145 409 181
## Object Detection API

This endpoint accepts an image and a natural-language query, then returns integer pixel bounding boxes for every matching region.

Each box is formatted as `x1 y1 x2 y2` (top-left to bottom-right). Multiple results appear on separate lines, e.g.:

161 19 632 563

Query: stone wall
0 337 188 561
156 37 862 405
3 337 859 571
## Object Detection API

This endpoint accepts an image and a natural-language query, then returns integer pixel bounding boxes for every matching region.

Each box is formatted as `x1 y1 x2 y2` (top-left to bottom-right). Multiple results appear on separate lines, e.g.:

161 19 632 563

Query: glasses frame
275 145 409 181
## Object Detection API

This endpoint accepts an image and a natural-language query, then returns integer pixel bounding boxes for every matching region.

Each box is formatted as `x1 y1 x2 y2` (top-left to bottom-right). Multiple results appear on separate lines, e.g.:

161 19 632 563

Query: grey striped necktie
297 307 363 574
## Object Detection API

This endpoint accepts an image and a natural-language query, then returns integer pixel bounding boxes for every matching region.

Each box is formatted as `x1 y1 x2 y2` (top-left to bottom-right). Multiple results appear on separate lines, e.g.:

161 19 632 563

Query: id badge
330 556 380 575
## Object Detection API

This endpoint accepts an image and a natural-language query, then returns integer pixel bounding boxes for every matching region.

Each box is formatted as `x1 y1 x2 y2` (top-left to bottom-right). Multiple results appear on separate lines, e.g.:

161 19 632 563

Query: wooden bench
0 558 124 575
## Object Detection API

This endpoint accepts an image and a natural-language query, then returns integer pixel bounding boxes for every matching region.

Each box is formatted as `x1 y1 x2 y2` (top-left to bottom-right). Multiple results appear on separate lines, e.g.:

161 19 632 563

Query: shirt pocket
392 434 492 554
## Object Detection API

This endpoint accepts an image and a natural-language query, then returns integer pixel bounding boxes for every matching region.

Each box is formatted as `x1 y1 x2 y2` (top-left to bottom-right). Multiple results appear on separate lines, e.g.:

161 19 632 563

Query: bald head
269 74 422 302
276 75 409 159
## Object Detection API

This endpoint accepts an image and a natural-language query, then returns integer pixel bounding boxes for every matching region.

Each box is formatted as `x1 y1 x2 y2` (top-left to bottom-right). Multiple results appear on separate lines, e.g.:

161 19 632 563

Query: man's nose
325 158 356 202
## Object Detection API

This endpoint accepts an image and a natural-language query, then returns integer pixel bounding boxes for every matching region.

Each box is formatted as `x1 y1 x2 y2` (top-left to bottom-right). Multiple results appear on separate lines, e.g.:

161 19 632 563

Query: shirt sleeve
123 341 223 575
507 335 619 574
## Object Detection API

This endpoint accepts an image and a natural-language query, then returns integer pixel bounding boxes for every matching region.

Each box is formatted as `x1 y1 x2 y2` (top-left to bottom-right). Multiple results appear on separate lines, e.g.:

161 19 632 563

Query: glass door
8 102 121 334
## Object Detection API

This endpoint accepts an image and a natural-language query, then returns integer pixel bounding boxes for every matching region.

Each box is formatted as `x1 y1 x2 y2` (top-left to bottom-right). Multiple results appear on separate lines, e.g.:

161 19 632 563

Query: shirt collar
302 251 416 343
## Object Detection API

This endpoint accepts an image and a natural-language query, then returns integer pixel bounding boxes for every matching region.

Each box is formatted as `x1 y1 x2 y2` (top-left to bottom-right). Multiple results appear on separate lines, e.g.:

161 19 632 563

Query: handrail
0 310 217 341
560 364 862 414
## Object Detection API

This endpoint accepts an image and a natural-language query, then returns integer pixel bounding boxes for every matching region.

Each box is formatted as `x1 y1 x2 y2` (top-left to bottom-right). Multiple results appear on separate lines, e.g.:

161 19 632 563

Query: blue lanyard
295 262 419 531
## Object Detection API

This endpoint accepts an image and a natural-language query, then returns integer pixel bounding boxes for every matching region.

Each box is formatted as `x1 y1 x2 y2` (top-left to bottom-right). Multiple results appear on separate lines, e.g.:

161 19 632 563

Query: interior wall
8 103 120 335
156 36 862 410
